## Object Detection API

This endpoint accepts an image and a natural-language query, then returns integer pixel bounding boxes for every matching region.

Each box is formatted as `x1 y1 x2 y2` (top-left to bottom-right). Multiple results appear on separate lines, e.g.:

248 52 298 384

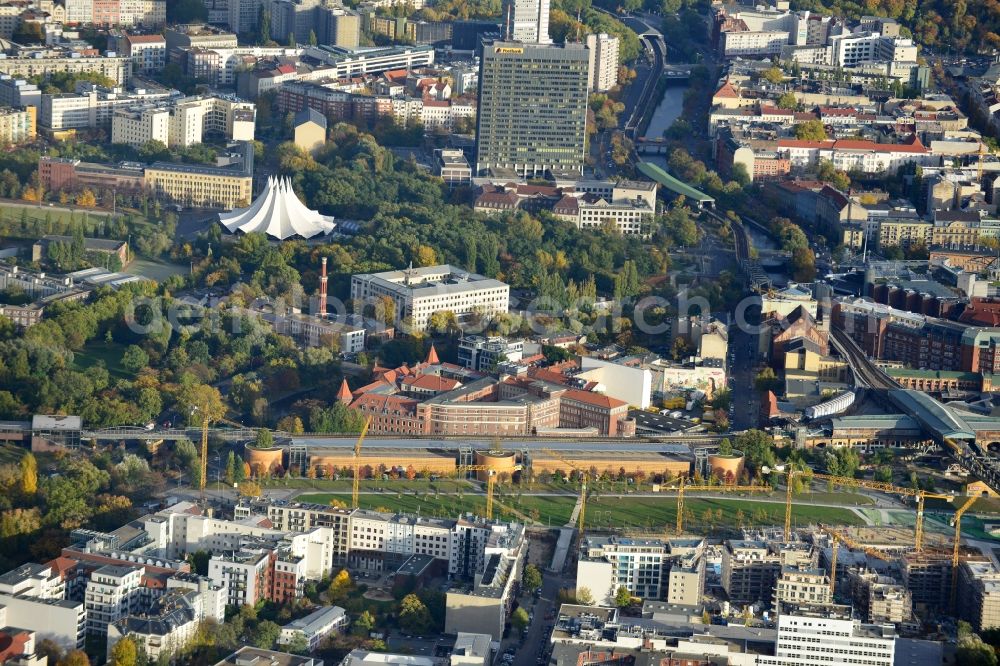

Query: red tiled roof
126 34 164 43
352 393 419 414
336 379 353 402
402 374 460 391
425 344 439 364
475 191 519 208
714 80 739 99
562 389 628 409
760 106 793 115
527 367 573 385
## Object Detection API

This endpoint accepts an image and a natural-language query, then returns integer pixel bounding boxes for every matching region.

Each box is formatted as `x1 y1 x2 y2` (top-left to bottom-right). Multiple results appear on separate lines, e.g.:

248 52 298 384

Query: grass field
296 492 866 531
0 201 113 228
71 341 130 378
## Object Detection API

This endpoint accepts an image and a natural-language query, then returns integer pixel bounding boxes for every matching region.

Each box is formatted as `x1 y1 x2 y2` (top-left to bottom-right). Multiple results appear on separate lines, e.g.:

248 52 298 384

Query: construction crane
194 412 254 495
542 449 588 538
819 523 900 598
351 416 372 510
951 495 979 612
455 464 497 520
668 476 770 534
770 466 952 549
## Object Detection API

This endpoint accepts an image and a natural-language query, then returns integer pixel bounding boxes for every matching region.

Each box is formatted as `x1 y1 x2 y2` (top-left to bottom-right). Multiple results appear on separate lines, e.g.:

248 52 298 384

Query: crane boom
351 417 371 509
951 495 978 611
671 476 770 533
456 464 496 520
782 468 951 549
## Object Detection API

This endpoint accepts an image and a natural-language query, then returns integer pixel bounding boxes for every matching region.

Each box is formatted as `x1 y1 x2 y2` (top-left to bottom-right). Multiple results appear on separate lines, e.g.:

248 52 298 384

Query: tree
254 428 274 449
121 345 149 373
354 610 375 636
761 66 784 84
399 593 432 635
225 451 237 485
511 607 530 631
19 452 37 495
251 620 282 649
576 587 594 605
522 564 543 593
957 622 997 666
328 569 353 602
109 637 138 666
59 652 90 666
614 586 632 608
238 481 262 497
75 189 97 207
734 430 776 477
794 119 827 141
308 29 318 46
717 438 733 457
791 246 817 282
754 367 781 392
177 383 225 426
776 91 798 109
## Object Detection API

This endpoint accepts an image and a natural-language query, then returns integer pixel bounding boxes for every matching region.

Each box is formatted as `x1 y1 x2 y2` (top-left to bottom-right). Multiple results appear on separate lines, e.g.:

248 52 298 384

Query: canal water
643 84 687 141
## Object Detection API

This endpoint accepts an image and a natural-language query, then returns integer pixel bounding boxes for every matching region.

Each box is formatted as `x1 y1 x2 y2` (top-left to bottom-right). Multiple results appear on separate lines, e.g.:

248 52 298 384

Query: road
510 562 569 666
727 308 760 431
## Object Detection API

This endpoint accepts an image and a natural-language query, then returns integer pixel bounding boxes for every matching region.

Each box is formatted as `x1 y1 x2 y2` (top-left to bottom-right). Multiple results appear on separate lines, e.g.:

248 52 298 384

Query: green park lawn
71 341 130 378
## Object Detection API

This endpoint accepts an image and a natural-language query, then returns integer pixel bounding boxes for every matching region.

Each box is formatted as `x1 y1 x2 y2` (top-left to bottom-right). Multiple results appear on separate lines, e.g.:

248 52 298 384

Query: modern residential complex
110 95 256 147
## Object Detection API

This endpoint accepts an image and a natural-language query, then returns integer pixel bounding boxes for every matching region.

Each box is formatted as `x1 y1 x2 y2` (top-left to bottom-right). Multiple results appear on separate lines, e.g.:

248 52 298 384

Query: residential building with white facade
0 594 86 652
208 546 274 608
111 95 256 147
106 589 202 662
40 82 174 133
84 565 142 636
577 537 671 604
278 606 348 650
774 567 833 609
0 49 131 86
586 33 619 92
757 604 897 666
0 563 66 600
350 265 509 333
121 34 166 75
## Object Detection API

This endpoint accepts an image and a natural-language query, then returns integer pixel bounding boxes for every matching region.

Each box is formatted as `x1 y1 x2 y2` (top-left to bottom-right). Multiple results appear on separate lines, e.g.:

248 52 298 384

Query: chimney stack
319 257 328 317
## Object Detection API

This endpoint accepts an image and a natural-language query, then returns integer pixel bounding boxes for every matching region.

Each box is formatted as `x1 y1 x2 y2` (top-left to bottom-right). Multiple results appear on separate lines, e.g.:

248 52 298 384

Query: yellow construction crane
772 466 952 549
542 449 588 538
819 524 895 598
195 413 253 494
951 495 979 611
351 416 372 509
669 476 770 534
456 464 497 520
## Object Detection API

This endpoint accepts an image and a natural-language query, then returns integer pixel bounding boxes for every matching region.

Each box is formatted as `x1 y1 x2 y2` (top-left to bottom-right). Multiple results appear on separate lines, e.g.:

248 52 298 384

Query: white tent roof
218 176 335 240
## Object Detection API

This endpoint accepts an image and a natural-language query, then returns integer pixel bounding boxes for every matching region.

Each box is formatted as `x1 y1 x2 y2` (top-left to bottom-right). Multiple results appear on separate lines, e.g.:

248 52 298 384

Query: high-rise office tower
474 41 590 177
502 0 551 44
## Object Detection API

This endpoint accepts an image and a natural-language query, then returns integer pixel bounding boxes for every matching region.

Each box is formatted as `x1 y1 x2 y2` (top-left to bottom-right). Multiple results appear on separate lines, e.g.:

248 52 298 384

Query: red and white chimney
319 257 328 317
